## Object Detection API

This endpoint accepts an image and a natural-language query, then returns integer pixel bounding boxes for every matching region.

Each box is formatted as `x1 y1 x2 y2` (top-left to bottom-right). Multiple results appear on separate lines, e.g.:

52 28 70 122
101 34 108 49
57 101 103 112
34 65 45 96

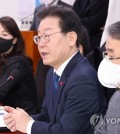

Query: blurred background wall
0 0 75 30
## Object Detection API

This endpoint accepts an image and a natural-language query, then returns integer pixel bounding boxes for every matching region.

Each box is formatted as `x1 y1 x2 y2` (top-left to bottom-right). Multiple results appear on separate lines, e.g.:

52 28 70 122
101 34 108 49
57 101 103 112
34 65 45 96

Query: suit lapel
53 52 83 122
46 69 54 122
52 75 66 121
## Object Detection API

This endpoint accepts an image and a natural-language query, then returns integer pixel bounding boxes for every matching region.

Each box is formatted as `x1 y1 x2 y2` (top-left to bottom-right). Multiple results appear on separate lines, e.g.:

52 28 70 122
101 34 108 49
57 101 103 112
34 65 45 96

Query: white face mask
98 57 120 88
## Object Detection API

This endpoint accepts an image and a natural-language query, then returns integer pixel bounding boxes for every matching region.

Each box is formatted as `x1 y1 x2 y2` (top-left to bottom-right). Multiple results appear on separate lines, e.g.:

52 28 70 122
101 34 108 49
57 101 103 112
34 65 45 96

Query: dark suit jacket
31 52 106 134
73 0 108 33
0 56 37 114
73 0 109 50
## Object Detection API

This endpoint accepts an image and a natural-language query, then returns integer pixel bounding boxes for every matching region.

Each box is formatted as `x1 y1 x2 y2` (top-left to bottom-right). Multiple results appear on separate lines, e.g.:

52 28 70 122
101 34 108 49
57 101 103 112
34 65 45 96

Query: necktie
53 72 60 90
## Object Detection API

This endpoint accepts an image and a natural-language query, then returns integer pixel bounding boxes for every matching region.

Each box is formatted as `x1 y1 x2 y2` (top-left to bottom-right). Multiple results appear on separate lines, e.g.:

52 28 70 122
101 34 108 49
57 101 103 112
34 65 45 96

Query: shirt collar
54 51 78 77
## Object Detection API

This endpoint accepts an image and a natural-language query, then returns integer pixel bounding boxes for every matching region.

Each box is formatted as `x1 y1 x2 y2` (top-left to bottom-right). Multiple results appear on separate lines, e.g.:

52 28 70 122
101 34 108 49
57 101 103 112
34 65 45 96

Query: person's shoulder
72 56 100 85
109 90 120 105
67 52 96 74
35 4 45 12
7 55 23 63
105 90 120 121
78 56 97 72
105 90 120 114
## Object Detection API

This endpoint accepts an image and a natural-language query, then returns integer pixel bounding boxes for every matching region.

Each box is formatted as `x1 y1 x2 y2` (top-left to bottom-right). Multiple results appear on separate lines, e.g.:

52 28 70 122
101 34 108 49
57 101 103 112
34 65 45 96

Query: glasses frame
33 31 61 44
103 52 120 60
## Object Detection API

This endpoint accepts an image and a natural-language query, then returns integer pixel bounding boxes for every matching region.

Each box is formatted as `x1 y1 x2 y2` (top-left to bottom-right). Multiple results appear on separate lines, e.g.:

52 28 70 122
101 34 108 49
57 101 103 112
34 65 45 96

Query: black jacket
0 56 37 114
73 0 109 33
73 0 109 50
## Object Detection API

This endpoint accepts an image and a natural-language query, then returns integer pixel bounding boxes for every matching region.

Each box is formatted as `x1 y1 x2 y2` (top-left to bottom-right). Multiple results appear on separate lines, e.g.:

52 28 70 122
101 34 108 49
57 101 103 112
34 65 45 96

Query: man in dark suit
4 5 106 134
31 0 72 113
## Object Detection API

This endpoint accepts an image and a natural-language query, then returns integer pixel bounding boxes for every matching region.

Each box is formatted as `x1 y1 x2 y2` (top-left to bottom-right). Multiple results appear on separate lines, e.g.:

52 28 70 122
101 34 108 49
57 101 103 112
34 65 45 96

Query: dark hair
0 16 25 55
81 25 90 56
107 21 120 40
37 5 83 47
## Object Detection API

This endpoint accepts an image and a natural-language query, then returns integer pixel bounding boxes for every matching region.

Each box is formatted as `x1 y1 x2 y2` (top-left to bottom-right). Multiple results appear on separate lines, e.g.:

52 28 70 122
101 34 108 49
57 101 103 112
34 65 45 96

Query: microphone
0 76 13 88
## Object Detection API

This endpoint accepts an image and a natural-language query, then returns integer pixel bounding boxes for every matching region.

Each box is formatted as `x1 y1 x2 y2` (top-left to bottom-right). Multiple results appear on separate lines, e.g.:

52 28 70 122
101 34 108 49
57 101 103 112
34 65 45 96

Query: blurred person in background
0 16 37 114
73 0 109 51
35 24 90 112
95 21 120 134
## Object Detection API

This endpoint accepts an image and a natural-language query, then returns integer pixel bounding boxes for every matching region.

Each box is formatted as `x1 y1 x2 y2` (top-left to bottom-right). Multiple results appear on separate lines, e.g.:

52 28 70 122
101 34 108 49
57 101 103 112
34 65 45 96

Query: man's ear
13 38 17 44
67 31 77 47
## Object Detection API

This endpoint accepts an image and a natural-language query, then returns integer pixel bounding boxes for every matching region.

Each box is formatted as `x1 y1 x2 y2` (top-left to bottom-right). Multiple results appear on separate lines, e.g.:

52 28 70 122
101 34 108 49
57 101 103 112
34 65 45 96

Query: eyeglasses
33 31 61 44
103 52 120 60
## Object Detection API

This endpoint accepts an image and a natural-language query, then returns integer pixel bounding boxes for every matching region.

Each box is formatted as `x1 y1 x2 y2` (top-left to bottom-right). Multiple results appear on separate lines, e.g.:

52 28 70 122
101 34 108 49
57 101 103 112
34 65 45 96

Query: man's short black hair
37 5 83 48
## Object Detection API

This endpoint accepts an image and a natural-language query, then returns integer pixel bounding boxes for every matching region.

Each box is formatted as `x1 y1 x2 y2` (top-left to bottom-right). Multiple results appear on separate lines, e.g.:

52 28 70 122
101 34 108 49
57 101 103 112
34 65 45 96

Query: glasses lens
43 34 49 43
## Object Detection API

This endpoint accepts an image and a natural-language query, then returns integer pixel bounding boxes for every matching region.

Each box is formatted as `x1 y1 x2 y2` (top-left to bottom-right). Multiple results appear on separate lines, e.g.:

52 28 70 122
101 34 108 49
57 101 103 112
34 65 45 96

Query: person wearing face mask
0 16 37 114
95 21 120 134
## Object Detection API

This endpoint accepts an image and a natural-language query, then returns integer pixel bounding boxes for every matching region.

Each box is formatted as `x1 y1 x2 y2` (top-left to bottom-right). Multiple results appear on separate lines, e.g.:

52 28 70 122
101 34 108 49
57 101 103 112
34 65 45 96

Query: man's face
37 17 75 69
106 36 120 64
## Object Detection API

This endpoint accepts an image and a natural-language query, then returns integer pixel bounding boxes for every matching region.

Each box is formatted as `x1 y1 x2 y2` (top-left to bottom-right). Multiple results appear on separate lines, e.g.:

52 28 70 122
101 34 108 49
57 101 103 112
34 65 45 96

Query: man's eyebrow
106 48 113 52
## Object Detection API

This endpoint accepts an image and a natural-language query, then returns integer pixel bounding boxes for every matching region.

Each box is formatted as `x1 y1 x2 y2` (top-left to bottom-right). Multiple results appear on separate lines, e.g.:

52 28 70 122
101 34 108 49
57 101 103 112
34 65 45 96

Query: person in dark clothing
35 25 90 112
32 0 73 112
73 0 109 51
0 16 37 114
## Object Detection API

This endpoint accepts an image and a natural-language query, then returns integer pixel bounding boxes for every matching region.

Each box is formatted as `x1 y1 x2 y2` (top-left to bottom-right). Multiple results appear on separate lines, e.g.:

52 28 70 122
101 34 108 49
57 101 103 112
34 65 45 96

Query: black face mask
0 37 14 54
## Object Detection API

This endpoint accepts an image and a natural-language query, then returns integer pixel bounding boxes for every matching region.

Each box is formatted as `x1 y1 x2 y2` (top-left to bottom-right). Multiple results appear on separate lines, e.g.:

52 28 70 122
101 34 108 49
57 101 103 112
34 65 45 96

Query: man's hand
3 106 17 132
3 106 32 133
